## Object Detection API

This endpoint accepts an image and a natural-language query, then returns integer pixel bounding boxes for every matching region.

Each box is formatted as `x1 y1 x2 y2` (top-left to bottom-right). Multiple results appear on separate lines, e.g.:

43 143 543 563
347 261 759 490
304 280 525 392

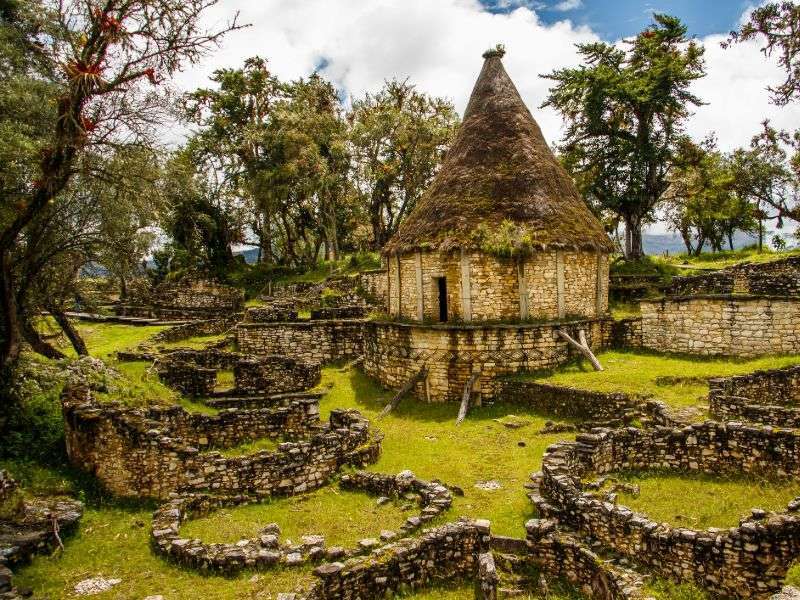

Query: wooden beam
517 260 528 320
415 251 424 321
379 366 427 418
556 250 565 319
460 249 472 322
557 329 603 371
456 372 481 425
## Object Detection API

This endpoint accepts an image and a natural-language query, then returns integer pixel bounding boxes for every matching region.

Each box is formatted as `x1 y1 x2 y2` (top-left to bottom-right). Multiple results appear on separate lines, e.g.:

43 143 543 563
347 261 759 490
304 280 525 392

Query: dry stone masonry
150 470 453 575
116 279 244 319
532 423 800 597
709 365 800 427
668 255 800 297
63 386 380 499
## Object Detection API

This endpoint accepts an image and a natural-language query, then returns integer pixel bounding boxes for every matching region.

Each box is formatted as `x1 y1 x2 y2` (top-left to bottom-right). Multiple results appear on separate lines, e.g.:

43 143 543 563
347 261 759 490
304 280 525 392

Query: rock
474 480 502 491
284 552 304 566
144 596 164 600
74 577 122 596
357 538 379 550
771 586 800 600
380 530 397 541
376 496 391 506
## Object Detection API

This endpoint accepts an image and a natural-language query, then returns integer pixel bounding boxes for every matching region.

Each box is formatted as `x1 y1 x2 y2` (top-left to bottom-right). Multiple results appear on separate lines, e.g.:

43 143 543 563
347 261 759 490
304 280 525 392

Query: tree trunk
49 307 88 356
0 253 21 373
624 215 644 260
21 317 66 360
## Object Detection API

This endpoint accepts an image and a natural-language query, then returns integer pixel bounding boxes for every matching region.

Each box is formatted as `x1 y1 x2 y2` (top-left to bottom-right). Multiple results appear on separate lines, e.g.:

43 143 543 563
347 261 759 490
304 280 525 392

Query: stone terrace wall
709 365 800 426
237 321 364 364
668 255 800 297
602 318 643 350
640 295 800 356
303 520 490 600
364 319 606 403
150 317 237 344
234 356 321 395
358 269 388 310
158 361 217 396
154 280 245 311
63 386 379 499
500 380 645 422
535 424 800 597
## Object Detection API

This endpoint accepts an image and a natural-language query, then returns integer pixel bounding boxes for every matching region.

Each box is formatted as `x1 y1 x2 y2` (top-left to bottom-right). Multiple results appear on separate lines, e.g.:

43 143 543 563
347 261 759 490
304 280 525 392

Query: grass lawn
181 486 415 547
10 322 800 599
213 436 280 457
614 471 800 529
525 350 800 409
658 247 800 271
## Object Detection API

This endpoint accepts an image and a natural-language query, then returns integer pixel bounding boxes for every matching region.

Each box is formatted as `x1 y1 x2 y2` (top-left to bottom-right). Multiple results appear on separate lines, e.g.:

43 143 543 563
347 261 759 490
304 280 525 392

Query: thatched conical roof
383 47 613 256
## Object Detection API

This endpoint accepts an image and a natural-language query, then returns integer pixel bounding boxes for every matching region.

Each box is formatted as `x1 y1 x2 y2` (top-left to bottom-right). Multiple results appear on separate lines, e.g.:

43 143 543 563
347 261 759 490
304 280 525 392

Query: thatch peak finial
482 44 506 59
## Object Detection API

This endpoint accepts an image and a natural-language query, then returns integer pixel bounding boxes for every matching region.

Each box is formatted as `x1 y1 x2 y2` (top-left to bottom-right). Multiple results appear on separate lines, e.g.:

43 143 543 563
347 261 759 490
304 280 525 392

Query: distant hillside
641 232 762 256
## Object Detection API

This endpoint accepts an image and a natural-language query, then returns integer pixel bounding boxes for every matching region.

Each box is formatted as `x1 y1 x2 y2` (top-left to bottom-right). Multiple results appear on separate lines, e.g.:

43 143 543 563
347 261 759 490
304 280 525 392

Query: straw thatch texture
383 53 613 256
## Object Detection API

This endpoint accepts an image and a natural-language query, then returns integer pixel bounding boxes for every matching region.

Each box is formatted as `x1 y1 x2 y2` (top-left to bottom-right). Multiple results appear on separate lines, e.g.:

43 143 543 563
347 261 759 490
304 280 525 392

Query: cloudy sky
173 0 800 157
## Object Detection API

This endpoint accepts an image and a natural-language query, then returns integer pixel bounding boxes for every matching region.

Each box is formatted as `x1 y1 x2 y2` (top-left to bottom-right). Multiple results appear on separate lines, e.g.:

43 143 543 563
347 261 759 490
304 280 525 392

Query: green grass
13 320 800 599
524 350 800 409
216 369 235 391
608 301 641 319
659 246 800 271
181 486 415 547
213 436 280 457
613 471 800 529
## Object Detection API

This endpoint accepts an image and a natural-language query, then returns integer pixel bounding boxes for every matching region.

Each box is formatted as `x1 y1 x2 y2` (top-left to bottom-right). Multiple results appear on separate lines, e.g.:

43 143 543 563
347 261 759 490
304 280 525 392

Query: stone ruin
150 470 453 574
62 385 381 500
115 278 245 320
0 471 83 600
531 422 800 598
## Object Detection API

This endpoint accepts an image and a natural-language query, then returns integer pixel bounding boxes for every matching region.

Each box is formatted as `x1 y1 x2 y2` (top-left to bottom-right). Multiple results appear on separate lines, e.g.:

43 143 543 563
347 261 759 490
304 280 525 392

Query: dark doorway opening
436 277 448 322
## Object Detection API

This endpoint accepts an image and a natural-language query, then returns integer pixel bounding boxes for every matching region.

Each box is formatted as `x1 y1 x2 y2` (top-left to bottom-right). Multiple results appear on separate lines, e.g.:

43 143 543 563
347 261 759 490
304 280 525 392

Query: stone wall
709 365 800 426
534 424 800 597
499 380 644 423
237 321 364 364
387 249 608 323
363 319 606 403
62 386 380 499
150 317 238 344
234 356 321 395
640 295 800 356
117 280 244 319
602 318 643 350
151 470 453 575
310 306 366 320
158 361 217 396
668 255 800 297
303 520 491 600
358 269 388 310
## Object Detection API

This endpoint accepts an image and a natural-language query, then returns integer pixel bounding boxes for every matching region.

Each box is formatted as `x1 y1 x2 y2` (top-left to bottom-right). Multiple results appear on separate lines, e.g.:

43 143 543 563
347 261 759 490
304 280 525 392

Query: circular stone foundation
532 423 800 598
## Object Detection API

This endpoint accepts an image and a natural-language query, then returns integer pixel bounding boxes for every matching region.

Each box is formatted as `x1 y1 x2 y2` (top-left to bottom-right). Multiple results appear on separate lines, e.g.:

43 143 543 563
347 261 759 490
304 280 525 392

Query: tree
727 2 800 106
348 79 458 249
729 123 800 250
543 14 705 260
184 57 282 264
0 0 240 384
665 138 756 254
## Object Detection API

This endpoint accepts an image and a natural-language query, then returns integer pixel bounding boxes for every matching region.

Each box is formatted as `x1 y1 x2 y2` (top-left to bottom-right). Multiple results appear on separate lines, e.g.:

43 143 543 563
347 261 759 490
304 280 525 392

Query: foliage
665 137 758 255
544 14 705 259
348 79 459 249
728 1 800 106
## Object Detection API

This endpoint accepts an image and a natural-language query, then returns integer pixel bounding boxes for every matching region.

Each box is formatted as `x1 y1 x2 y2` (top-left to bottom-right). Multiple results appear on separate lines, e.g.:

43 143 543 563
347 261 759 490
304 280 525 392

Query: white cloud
552 0 583 12
174 0 800 155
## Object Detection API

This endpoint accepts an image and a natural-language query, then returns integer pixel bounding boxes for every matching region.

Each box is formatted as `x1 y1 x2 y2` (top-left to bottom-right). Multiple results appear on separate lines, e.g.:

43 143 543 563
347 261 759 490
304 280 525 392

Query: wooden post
456 371 481 425
415 251 424 321
557 329 603 371
595 254 605 317
460 249 472 322
379 366 427 418
556 250 565 318
392 254 402 317
517 260 528 320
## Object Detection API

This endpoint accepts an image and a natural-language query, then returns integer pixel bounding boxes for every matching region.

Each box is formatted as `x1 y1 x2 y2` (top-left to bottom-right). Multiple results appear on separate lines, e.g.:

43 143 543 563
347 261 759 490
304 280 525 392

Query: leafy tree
184 57 283 264
729 123 800 250
665 138 757 254
727 2 800 106
543 14 705 259
0 0 240 387
348 79 458 249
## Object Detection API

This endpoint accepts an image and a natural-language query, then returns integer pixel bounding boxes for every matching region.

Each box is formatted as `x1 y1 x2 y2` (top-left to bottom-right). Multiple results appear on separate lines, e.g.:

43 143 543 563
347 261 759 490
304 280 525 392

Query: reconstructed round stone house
365 48 613 403
382 47 613 324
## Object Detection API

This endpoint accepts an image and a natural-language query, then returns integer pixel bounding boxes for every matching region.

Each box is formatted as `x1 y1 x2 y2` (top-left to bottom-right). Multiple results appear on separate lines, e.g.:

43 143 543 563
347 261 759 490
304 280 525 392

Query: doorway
436 277 448 322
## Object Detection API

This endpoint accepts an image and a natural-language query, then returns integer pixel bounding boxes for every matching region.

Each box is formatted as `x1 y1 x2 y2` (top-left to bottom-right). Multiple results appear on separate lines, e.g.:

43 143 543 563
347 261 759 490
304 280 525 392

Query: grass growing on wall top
523 350 800 408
